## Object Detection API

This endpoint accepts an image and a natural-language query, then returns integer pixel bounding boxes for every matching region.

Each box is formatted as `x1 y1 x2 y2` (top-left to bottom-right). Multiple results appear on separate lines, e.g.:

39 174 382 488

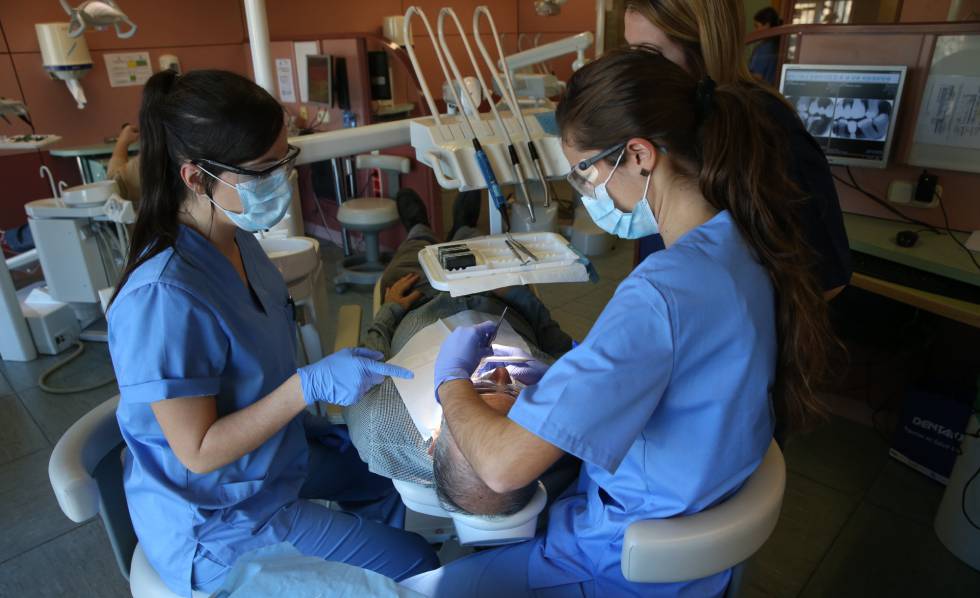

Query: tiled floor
2 238 978 597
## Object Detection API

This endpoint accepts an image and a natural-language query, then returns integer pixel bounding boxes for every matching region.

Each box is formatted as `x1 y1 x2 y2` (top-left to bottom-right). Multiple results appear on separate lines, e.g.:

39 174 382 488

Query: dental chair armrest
48 395 123 523
621 440 785 583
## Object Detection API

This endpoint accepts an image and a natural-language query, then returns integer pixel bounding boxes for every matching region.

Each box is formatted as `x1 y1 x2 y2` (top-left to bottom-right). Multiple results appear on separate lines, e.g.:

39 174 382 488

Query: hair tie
695 76 716 125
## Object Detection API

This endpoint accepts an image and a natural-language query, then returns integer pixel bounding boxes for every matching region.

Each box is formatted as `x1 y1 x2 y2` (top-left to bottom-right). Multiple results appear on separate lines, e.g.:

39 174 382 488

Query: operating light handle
473 140 506 211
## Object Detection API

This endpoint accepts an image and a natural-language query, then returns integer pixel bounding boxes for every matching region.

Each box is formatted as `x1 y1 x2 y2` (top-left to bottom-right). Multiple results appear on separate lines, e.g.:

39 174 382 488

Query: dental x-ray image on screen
790 96 836 137
780 65 907 168
831 99 892 141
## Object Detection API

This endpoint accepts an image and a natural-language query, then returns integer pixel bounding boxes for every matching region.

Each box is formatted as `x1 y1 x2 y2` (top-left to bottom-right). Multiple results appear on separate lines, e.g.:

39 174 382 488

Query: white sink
259 236 319 284
61 180 118 206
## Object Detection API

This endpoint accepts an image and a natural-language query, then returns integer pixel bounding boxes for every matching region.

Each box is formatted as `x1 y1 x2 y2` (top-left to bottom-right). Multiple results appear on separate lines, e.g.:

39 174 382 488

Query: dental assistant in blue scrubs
107 70 437 597
402 48 835 597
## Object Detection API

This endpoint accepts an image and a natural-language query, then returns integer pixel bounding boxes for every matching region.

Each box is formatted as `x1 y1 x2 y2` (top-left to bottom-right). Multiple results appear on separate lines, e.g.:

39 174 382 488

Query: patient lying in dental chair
342 190 574 517
432 367 542 516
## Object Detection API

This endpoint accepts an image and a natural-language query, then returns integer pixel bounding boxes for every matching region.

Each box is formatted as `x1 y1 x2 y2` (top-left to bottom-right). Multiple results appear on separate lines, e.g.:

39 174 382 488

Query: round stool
335 197 399 292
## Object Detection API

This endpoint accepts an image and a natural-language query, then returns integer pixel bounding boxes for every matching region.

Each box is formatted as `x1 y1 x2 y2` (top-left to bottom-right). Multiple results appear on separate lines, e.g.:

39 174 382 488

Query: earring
640 168 651 177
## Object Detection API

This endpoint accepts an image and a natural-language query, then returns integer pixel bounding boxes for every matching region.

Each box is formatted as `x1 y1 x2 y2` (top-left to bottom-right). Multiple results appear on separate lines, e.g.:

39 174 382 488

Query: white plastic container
60 180 118 207
419 232 592 296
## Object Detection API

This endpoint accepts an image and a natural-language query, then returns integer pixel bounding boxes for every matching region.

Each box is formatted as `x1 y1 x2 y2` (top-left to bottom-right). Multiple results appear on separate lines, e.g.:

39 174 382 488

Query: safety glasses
567 142 626 199
566 140 668 199
194 144 301 179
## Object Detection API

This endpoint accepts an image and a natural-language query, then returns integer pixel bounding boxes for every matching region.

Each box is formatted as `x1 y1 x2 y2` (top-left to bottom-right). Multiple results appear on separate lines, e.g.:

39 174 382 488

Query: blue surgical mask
198 165 293 232
580 149 658 240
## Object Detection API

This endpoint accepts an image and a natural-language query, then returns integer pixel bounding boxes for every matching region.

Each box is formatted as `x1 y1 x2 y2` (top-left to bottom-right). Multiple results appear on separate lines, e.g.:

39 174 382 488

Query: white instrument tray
419 232 593 297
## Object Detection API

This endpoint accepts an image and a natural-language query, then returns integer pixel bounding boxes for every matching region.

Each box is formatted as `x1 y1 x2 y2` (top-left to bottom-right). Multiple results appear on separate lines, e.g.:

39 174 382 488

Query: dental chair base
392 478 549 547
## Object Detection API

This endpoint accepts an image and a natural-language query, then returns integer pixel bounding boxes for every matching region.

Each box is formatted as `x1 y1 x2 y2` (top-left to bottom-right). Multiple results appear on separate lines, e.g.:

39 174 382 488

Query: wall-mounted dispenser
35 22 92 109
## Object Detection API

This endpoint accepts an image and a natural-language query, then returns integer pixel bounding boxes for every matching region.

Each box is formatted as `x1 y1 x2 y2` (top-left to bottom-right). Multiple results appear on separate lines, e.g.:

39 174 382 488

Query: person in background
624 0 851 300
749 7 783 85
107 122 141 204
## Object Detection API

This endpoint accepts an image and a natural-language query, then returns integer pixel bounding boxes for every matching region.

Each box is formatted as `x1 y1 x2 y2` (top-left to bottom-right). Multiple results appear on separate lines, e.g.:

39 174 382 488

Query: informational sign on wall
276 58 297 103
103 52 153 87
915 74 980 150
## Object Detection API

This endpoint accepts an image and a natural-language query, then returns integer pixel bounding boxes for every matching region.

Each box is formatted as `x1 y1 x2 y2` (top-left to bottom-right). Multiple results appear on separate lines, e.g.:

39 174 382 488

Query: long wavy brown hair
625 0 753 85
557 47 833 429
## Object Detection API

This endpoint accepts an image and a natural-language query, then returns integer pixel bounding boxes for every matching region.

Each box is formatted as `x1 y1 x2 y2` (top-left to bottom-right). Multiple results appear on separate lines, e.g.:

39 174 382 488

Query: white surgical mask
579 149 658 240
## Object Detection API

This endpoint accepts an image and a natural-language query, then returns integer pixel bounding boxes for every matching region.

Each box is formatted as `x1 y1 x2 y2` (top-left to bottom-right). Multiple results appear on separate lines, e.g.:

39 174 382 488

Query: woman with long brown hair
625 0 851 299
400 46 834 598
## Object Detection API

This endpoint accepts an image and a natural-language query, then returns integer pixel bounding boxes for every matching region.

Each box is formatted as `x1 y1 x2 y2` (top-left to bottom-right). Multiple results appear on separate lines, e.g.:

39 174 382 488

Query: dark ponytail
557 46 834 430
110 69 284 305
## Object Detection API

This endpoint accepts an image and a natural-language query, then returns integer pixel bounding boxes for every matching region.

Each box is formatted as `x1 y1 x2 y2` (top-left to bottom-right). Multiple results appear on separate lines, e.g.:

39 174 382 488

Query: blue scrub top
509 210 776 595
108 226 307 597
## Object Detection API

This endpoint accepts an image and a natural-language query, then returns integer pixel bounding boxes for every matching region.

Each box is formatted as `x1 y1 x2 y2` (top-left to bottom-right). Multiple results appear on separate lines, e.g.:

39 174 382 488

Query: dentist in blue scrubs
107 70 437 597
402 47 835 597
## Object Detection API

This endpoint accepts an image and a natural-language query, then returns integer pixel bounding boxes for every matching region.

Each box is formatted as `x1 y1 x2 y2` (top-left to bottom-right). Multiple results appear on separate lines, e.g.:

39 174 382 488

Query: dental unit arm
403 6 510 230
437 7 535 223
502 31 594 74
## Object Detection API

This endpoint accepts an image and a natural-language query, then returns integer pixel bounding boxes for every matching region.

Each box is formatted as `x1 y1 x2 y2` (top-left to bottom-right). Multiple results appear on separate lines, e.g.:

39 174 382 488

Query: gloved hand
297 348 413 407
475 346 550 385
433 321 496 402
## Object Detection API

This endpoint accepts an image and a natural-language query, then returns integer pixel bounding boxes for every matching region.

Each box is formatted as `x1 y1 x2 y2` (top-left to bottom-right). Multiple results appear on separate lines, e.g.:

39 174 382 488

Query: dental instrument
473 6 551 209
437 7 535 223
506 232 539 262
403 6 508 222
488 306 509 345
505 237 530 266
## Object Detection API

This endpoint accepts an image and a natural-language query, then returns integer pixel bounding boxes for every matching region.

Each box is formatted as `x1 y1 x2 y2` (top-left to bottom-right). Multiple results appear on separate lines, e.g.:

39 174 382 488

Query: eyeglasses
567 142 626 199
566 141 667 199
194 144 301 178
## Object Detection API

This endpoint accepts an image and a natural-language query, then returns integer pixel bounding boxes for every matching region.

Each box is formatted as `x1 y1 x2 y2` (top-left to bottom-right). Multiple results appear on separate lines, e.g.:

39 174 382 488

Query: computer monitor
306 55 332 105
332 56 351 111
779 64 907 168
368 51 392 102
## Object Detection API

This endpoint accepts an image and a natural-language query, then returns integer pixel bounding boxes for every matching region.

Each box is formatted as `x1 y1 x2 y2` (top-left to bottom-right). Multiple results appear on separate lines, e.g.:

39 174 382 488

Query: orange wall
900 1 953 21
797 29 980 232
0 1 598 229
900 0 980 21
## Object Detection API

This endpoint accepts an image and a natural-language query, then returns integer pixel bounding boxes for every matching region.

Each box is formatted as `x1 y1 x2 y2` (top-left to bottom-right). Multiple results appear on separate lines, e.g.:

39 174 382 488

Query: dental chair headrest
449 482 548 546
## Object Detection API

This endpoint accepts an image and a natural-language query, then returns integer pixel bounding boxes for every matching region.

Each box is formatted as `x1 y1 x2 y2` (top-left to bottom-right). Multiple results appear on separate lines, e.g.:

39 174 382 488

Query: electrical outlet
887 180 914 204
887 180 940 208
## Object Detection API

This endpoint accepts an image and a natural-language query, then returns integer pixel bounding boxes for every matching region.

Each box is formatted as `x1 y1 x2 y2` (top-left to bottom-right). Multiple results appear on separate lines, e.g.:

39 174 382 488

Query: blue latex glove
475 346 550 386
433 321 496 402
297 348 413 406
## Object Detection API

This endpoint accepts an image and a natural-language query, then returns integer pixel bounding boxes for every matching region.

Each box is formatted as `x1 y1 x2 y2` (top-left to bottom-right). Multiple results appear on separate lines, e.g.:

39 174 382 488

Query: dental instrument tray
419 232 593 297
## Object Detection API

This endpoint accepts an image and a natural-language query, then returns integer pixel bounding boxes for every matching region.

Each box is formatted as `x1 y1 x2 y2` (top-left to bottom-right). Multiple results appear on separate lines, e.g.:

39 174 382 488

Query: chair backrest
49 395 123 523
48 395 138 579
621 440 786 584
355 154 411 198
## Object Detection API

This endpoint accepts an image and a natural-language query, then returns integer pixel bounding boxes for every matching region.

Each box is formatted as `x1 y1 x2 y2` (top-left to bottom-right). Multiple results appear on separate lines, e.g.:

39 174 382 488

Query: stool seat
131 542 209 598
337 197 399 230
621 440 785 585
